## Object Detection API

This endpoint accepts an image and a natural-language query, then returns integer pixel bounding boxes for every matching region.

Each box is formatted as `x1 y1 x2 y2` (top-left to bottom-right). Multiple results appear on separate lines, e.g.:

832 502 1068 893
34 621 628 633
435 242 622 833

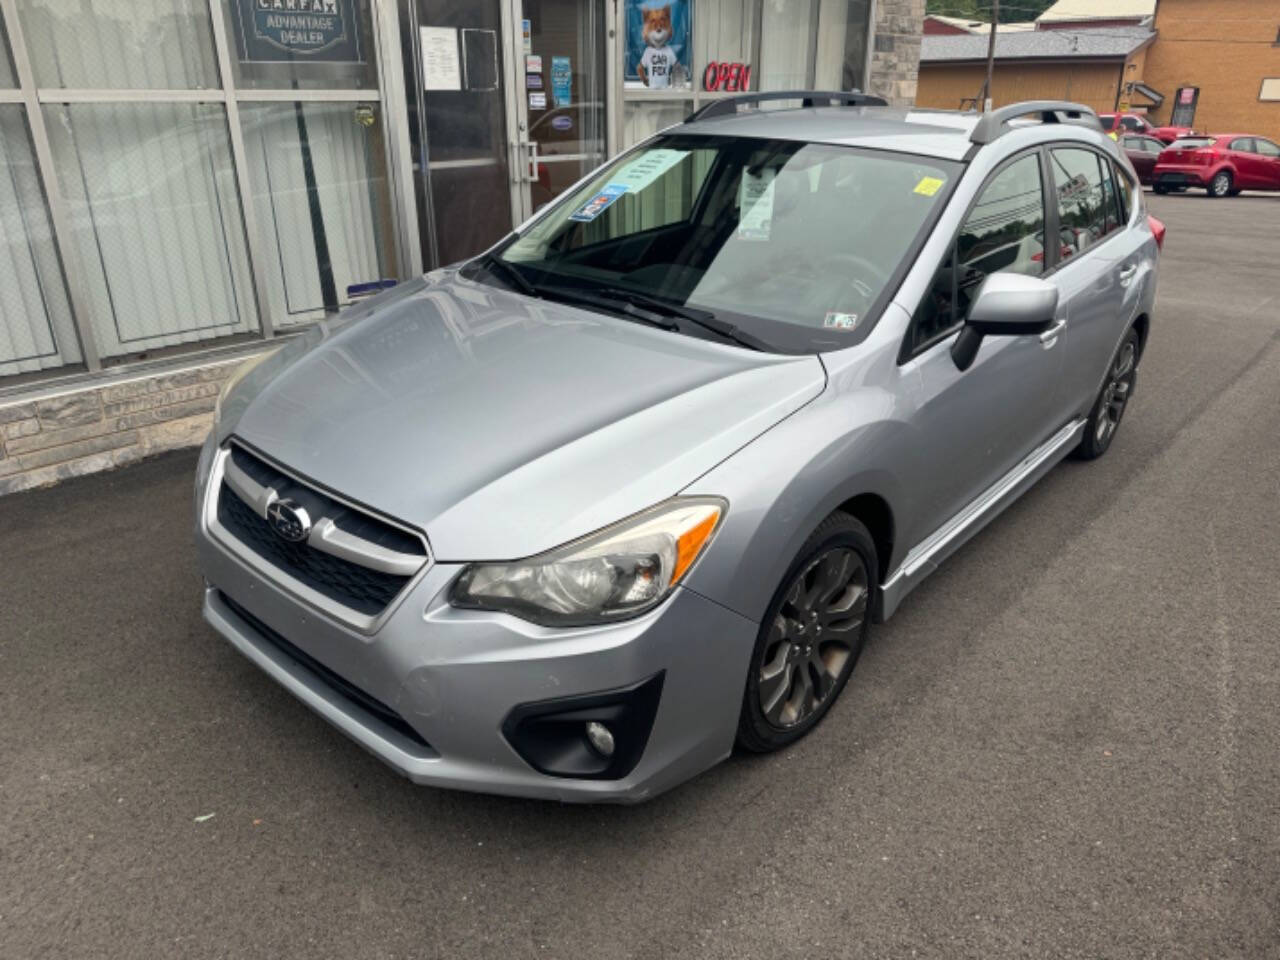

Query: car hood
224 272 826 559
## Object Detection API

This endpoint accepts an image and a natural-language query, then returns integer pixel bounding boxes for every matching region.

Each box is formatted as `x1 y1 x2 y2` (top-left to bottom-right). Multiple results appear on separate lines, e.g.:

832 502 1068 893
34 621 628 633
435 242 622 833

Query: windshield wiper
532 284 679 330
594 288 771 352
472 252 538 298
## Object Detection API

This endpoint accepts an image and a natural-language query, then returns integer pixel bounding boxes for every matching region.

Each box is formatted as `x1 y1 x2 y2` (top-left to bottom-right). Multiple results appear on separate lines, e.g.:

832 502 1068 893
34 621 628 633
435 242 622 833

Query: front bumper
194 448 756 803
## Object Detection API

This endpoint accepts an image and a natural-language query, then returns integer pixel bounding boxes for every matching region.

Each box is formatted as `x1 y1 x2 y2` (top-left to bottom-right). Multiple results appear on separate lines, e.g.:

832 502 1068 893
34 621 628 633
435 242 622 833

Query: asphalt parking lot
3 192 1279 959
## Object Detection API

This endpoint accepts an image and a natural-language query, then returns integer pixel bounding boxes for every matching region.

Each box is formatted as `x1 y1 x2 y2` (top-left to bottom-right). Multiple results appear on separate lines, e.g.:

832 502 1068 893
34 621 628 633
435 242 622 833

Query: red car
1119 133 1166 184
1153 134 1280 197
1099 112 1196 145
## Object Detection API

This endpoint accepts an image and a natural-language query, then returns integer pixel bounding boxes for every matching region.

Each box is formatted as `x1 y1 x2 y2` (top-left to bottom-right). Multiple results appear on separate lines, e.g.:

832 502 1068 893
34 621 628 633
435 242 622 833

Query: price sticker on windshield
913 176 945 197
737 168 776 240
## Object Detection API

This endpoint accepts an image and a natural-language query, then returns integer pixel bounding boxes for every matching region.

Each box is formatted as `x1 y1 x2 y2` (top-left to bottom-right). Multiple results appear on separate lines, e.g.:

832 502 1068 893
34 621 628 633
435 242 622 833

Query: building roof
924 14 1036 35
1036 0 1155 22
920 26 1155 63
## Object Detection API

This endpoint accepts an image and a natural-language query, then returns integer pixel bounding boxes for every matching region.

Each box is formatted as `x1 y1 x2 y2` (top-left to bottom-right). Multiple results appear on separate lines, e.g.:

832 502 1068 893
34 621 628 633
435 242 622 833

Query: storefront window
624 0 692 91
696 0 756 94
18 0 220 89
43 102 258 360
0 108 82 377
815 0 872 90
0 15 17 87
240 101 397 325
623 101 689 146
218 0 380 91
758 0 814 90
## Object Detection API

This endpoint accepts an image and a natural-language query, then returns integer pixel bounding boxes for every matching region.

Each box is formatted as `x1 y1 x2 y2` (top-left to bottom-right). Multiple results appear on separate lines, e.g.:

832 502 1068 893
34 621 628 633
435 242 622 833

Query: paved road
3 194 1279 960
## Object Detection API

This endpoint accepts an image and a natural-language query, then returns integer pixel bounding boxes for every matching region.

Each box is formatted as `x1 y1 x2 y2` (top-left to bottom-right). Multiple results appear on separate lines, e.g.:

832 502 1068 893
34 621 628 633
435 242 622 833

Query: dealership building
0 0 924 493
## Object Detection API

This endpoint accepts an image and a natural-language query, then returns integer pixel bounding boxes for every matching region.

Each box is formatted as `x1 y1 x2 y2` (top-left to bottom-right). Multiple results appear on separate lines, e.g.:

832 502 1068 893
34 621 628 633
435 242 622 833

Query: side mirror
951 273 1060 371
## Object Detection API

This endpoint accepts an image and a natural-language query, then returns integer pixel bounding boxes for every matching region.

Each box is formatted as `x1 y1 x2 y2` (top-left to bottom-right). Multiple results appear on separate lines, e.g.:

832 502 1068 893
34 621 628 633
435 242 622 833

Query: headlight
450 498 726 627
214 349 276 424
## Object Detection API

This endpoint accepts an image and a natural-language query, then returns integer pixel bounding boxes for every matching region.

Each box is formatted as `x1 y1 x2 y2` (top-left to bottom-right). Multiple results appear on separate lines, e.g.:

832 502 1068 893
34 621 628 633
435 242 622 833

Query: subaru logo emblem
266 498 311 543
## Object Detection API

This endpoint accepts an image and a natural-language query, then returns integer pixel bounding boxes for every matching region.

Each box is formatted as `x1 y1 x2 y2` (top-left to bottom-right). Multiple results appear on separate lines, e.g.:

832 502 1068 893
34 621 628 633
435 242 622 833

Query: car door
1121 136 1155 181
1225 138 1261 188
1252 137 1280 188
900 150 1065 536
1046 145 1141 417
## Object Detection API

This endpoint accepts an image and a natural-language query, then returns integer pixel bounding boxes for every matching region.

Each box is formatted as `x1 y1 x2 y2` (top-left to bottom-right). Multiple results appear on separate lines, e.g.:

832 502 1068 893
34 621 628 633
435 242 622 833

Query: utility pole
981 0 999 112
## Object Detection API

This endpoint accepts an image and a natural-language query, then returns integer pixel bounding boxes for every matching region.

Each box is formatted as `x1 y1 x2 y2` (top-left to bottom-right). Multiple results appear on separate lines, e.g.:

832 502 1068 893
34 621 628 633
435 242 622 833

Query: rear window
1169 137 1215 150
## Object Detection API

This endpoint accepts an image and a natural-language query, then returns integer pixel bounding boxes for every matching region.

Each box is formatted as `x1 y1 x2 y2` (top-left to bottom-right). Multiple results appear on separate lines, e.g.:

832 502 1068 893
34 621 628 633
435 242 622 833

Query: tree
925 0 1057 21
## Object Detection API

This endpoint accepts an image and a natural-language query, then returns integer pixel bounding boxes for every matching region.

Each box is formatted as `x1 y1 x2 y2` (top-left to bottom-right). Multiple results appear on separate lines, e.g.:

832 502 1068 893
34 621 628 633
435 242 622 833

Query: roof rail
969 100 1102 145
686 90 888 123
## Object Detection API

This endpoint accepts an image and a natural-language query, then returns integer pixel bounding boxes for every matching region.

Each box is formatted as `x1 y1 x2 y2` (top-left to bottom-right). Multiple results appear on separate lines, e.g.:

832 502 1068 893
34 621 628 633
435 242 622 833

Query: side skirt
878 418 1086 621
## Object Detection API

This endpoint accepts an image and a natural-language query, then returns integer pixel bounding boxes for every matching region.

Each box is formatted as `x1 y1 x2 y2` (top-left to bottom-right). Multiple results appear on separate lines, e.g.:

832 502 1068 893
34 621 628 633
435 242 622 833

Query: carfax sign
233 0 364 64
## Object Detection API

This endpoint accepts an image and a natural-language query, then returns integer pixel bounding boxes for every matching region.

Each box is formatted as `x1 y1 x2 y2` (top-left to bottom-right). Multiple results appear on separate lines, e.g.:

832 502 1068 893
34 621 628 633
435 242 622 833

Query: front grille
219 592 433 753
217 482 412 616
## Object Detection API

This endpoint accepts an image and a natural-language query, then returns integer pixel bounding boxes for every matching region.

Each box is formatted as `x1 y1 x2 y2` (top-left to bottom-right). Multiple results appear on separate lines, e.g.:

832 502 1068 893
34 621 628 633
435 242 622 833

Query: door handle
1119 264 1138 285
524 139 538 182
1039 318 1067 345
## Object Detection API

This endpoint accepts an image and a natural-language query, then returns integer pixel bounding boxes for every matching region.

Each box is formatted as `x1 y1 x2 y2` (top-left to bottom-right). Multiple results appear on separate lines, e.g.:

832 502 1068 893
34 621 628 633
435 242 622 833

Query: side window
1113 161 1134 225
908 153 1045 353
1121 117 1143 131
1228 138 1255 153
1144 138 1164 154
1255 139 1280 157
1051 147 1108 260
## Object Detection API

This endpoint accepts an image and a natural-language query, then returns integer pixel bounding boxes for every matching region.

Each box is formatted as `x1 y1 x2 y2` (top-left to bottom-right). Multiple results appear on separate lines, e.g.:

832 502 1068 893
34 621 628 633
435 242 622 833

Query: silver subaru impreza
196 96 1160 802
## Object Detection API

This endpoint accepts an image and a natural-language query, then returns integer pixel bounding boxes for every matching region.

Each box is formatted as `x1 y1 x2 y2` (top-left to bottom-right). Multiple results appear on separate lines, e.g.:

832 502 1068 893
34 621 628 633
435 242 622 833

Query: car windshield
492 135 959 352
1169 137 1215 149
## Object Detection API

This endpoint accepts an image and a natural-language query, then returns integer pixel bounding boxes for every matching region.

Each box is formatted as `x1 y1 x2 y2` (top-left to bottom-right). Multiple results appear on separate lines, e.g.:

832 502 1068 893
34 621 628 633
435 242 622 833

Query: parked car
197 96 1160 802
1100 112 1194 145
1120 133 1166 184
1153 134 1280 196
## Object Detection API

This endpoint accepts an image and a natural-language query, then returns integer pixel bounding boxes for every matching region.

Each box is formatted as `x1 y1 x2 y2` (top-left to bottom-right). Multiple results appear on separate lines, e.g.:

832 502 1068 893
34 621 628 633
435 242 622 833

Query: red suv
1099 112 1194 144
1153 134 1280 197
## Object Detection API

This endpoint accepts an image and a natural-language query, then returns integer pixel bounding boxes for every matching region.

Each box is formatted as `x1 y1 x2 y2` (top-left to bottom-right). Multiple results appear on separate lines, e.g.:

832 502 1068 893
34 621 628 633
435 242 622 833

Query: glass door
508 0 606 220
414 0 520 266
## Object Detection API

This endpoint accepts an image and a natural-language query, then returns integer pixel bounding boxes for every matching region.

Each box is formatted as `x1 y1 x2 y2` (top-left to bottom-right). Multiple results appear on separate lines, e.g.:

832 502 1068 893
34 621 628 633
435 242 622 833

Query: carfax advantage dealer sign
233 0 364 64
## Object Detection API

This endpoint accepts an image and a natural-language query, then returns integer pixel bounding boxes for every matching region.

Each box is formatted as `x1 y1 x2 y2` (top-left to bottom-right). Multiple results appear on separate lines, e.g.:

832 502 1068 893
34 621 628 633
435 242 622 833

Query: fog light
585 721 615 758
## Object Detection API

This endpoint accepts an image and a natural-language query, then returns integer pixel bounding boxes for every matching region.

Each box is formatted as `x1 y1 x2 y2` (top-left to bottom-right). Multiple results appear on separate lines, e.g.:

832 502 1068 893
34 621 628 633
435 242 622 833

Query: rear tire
1153 183 1169 195
1074 328 1139 461
1208 171 1232 198
736 513 876 753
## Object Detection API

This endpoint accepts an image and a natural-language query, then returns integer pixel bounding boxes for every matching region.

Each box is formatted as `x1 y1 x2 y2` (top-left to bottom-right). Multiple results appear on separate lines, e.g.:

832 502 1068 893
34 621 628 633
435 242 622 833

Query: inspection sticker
913 176 945 197
568 183 628 222
823 311 859 331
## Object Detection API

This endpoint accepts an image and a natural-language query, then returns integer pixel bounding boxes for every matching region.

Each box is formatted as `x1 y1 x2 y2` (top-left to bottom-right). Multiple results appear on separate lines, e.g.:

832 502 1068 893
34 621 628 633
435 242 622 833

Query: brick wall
1142 0 1280 137
869 0 927 106
917 59 1129 113
0 357 249 496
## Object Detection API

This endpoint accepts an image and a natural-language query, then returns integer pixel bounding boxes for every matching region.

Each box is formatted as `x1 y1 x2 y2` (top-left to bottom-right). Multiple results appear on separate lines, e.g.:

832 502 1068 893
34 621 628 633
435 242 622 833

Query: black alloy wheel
737 513 876 752
1075 328 1139 460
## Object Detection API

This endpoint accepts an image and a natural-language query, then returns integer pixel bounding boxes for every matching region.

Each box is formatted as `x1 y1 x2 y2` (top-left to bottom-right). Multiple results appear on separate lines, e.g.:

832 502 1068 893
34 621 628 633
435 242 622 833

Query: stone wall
867 0 926 107
0 357 249 496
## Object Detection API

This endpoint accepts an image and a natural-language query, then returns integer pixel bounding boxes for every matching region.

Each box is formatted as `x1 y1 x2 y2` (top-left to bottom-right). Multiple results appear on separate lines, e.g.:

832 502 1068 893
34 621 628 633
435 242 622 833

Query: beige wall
917 60 1127 113
1143 0 1280 137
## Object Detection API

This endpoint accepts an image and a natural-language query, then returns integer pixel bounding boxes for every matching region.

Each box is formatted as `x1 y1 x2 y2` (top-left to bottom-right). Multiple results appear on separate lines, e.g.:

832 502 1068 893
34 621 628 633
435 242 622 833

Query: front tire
1153 183 1169 195
1208 171 1232 198
1074 328 1139 461
736 513 876 753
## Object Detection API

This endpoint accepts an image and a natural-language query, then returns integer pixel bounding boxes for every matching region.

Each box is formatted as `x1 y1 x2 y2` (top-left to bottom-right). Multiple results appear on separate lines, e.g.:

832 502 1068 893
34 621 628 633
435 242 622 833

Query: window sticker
824 311 859 331
611 149 690 192
913 176 945 197
737 168 776 240
568 183 629 222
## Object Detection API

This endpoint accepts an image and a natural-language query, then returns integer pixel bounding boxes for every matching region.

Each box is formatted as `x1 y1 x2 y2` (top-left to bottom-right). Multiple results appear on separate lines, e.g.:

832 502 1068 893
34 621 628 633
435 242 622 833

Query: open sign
703 61 751 93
